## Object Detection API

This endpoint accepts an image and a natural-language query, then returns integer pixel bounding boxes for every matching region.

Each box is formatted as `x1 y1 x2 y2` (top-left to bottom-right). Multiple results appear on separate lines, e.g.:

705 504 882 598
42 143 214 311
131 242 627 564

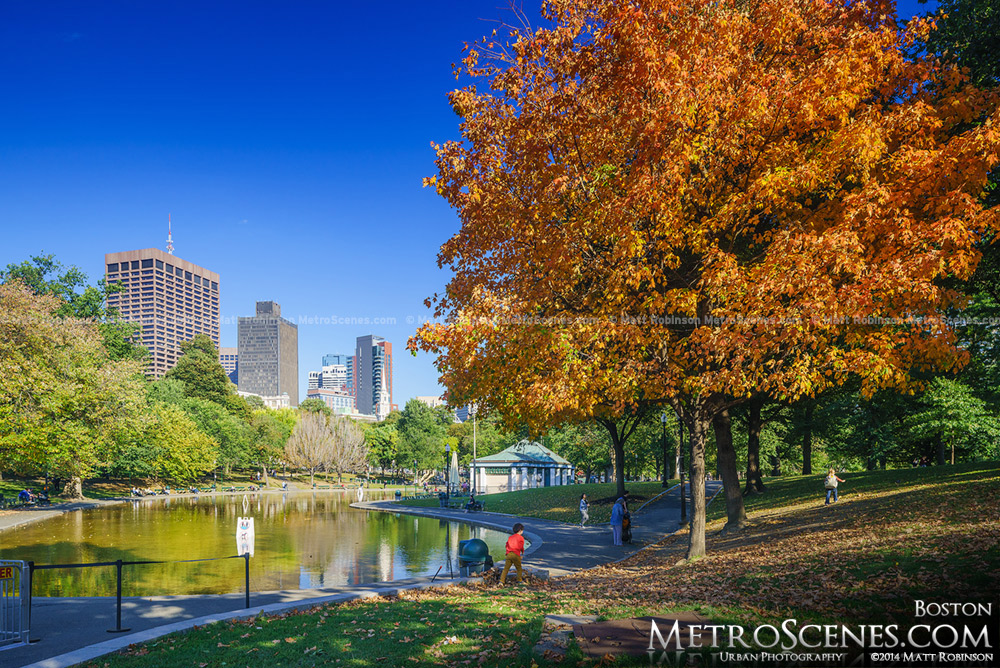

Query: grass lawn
82 461 999 668
399 480 676 524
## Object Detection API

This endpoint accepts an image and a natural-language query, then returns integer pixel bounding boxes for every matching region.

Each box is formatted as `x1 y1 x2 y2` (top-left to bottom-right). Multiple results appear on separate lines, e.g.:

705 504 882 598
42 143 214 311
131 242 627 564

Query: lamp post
413 459 418 496
678 414 687 526
471 404 478 494
660 412 668 487
444 444 451 499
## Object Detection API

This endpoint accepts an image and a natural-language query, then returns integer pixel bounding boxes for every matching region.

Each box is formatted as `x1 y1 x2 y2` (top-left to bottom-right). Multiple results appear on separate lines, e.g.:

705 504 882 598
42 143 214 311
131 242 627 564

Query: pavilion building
470 440 575 494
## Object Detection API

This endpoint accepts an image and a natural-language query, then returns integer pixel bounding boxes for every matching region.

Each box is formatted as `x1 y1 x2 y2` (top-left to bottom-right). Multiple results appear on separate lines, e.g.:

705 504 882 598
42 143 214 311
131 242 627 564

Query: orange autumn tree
411 0 1000 558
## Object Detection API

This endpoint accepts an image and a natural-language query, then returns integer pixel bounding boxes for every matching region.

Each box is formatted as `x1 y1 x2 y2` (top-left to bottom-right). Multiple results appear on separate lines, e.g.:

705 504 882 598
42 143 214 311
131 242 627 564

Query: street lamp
661 412 668 487
444 444 451 498
678 414 687 526
413 459 418 495
470 404 478 495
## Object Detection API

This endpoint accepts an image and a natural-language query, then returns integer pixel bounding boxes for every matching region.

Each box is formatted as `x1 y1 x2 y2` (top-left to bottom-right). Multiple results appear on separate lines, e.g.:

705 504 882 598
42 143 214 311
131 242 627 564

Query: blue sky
0 0 933 406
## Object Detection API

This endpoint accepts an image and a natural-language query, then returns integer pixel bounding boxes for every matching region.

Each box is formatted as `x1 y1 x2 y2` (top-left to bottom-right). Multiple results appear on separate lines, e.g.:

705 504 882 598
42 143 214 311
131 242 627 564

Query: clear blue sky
0 0 932 406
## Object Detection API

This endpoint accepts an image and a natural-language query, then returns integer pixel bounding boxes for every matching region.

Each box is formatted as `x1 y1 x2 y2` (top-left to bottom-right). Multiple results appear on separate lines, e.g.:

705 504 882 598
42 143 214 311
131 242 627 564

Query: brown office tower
105 248 220 377
237 301 299 406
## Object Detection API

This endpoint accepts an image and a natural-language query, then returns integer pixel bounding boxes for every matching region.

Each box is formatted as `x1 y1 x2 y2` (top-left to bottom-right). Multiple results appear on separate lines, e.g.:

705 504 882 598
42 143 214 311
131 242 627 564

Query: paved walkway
0 483 721 668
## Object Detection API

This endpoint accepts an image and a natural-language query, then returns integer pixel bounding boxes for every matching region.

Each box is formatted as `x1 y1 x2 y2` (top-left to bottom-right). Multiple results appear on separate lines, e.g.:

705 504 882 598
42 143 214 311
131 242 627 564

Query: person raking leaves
500 523 526 585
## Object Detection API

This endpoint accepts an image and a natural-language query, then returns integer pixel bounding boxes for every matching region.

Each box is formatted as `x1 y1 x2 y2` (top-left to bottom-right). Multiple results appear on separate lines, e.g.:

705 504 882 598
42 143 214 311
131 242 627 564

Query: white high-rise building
321 364 348 391
354 335 395 420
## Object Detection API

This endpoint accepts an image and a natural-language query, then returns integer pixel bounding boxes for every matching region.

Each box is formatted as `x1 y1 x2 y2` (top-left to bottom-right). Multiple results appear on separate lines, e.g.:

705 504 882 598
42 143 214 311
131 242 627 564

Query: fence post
244 553 250 609
108 559 130 633
26 561 33 632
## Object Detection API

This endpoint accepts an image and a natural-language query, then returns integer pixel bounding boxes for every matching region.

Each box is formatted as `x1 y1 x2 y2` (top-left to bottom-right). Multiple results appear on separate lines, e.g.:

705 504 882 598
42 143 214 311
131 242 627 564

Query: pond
0 490 511 597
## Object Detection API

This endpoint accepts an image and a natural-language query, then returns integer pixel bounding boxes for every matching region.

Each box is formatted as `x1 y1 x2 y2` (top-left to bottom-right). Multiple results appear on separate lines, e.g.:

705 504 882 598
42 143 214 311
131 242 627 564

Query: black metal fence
27 553 252 635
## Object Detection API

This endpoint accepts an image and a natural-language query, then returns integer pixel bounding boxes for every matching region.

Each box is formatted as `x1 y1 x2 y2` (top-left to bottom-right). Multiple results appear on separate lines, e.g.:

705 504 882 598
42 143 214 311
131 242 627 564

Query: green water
0 491 509 597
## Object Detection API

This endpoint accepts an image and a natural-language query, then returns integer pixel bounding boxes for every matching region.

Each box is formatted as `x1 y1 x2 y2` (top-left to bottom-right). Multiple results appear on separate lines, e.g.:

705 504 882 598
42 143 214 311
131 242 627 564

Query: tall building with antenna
105 219 220 377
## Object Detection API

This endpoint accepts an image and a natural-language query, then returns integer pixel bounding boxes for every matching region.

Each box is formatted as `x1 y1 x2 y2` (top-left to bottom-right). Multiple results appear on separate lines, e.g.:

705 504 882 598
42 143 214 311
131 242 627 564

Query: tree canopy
412 0 1000 558
0 280 147 497
165 334 234 405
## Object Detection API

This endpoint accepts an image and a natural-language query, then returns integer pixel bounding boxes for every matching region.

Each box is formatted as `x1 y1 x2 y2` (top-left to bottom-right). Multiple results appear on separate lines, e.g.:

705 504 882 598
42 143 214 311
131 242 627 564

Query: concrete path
0 483 721 668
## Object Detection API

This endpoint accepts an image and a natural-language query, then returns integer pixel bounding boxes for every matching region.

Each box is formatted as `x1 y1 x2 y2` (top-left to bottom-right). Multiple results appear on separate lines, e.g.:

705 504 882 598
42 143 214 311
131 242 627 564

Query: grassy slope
400 481 676 525
84 462 999 668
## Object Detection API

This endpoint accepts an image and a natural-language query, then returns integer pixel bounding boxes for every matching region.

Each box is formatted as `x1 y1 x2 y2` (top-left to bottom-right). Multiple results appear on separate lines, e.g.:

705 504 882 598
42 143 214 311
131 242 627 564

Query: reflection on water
0 491 509 597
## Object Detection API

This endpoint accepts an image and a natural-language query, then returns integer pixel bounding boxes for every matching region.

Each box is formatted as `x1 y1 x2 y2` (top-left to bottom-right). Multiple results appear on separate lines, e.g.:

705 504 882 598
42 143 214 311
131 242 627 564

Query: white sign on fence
236 517 255 557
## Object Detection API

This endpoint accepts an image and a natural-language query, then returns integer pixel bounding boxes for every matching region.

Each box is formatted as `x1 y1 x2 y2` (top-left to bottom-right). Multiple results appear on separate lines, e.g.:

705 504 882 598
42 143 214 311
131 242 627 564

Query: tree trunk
802 403 814 475
744 396 766 494
261 464 269 487
686 410 710 560
713 408 747 533
601 423 628 498
936 437 946 465
62 475 84 500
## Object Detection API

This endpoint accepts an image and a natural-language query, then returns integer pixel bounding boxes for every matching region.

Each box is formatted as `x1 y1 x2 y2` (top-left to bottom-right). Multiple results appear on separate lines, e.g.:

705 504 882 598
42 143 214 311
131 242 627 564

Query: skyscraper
354 334 395 420
105 248 220 377
219 347 238 384
237 301 299 406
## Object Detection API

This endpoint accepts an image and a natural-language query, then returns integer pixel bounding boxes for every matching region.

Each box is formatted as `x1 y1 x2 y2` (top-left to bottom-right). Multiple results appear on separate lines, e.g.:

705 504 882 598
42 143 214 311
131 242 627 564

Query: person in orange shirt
500 523 526 585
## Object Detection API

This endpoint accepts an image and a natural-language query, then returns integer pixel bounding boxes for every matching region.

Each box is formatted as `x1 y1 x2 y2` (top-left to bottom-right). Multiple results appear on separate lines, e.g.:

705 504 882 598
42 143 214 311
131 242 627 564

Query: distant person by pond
824 469 845 505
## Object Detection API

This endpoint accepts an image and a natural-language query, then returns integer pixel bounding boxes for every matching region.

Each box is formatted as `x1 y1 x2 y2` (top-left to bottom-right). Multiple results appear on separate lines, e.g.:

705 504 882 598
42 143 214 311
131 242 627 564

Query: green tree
182 398 251 474
396 399 448 476
146 403 217 483
544 422 612 483
448 411 507 465
0 280 146 498
147 378 188 406
921 0 999 89
299 398 332 416
364 422 399 476
1 254 146 362
249 408 295 484
165 334 233 405
904 377 1000 465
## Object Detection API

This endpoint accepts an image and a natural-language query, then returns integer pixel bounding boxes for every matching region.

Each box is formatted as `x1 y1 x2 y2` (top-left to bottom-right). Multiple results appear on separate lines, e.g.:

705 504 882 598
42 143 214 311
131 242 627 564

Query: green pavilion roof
474 440 571 465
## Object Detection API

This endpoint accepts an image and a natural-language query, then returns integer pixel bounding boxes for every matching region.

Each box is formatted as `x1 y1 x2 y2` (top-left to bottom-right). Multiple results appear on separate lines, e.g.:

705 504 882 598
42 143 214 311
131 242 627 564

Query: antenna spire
166 214 174 255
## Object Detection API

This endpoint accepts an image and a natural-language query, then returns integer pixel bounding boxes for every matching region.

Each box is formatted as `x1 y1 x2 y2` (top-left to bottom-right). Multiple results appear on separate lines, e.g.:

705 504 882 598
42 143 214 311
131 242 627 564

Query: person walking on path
610 497 625 545
500 523 526 585
824 469 845 505
579 493 590 527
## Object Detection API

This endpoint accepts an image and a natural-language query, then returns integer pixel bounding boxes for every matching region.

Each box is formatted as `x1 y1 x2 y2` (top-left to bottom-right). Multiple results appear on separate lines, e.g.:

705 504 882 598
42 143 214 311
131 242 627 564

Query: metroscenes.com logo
643 601 996 666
